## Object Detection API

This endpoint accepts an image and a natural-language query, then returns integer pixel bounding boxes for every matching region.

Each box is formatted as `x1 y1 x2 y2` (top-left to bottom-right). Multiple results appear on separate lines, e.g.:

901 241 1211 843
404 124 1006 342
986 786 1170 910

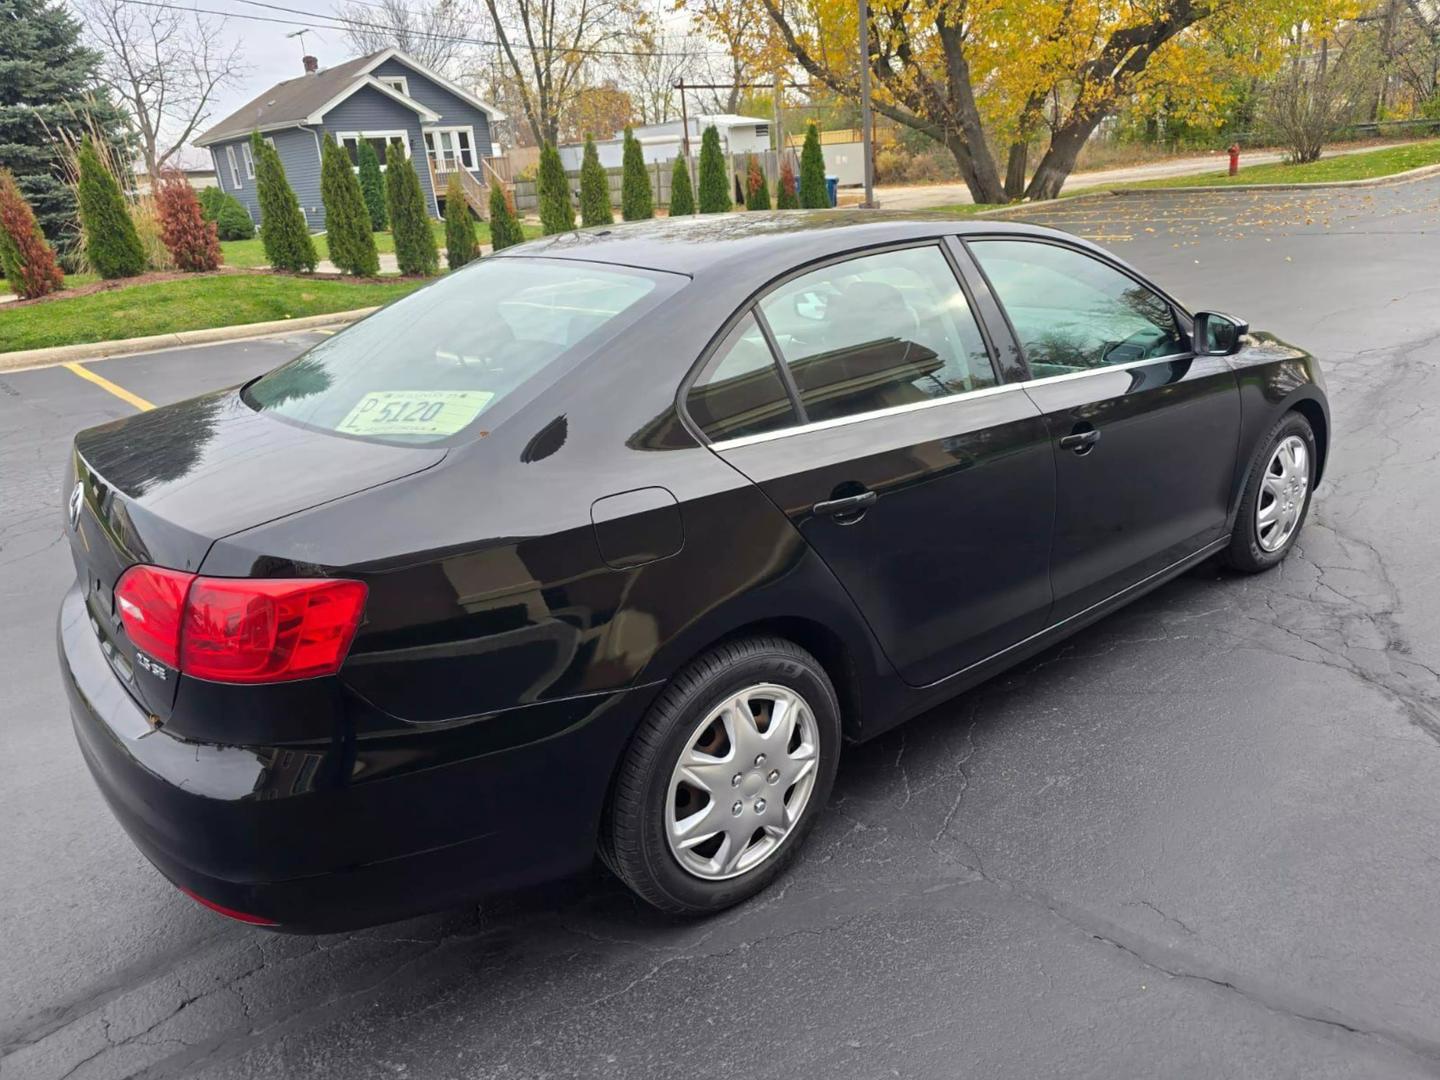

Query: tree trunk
1023 119 1100 200
942 133 1006 205
1004 142 1028 199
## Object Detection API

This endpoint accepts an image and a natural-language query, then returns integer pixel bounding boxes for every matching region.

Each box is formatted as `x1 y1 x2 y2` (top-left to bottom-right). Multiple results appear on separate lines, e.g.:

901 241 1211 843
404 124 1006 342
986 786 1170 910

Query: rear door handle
1059 429 1101 454
813 490 877 518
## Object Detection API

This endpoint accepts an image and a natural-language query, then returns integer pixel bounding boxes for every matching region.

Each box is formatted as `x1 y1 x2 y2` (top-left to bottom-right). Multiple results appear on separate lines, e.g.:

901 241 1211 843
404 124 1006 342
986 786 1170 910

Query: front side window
757 245 997 425
970 240 1185 379
686 313 797 442
226 145 241 187
246 259 670 446
241 142 255 180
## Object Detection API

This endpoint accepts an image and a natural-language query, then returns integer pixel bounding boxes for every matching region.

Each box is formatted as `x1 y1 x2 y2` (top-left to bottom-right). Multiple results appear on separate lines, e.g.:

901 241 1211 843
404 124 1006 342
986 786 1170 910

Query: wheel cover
1257 434 1310 553
664 683 820 881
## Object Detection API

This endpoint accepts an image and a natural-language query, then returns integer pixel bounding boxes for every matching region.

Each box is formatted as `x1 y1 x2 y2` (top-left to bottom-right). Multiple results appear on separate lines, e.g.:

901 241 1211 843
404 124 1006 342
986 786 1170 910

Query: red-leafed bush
155 172 222 272
0 167 64 299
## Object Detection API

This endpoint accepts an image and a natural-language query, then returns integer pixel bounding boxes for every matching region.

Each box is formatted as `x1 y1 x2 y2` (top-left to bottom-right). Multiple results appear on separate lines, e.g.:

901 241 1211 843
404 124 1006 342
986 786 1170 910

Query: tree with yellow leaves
757 0 1362 203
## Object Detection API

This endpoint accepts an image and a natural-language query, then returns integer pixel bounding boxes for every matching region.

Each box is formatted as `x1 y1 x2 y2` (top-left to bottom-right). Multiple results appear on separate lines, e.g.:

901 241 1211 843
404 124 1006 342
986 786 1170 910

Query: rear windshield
244 257 670 446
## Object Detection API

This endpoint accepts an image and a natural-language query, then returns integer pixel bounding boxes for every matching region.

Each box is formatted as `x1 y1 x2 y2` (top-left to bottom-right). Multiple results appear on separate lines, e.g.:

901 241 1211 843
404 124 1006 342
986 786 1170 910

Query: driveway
4 179 1440 1078
876 140 1413 209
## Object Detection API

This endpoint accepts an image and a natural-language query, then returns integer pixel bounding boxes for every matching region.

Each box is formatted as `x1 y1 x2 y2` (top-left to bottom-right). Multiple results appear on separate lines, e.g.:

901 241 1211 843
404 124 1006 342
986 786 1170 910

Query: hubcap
665 683 820 881
1257 434 1309 553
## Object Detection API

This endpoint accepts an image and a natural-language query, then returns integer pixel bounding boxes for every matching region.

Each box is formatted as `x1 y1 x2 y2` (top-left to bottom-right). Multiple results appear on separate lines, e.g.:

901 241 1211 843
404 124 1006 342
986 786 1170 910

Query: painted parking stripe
61 361 155 412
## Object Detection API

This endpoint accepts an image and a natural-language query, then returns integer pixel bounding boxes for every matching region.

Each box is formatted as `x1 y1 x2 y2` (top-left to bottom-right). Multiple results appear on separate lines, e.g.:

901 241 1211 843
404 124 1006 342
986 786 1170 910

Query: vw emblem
67 481 84 530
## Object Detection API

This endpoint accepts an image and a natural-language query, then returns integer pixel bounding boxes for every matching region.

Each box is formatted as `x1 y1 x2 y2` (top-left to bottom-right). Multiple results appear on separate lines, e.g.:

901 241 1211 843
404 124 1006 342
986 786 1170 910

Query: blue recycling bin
825 176 838 207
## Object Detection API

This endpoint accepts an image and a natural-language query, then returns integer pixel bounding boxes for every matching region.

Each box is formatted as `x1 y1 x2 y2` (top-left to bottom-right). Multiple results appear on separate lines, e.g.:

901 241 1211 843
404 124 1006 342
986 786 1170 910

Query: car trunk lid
67 388 445 722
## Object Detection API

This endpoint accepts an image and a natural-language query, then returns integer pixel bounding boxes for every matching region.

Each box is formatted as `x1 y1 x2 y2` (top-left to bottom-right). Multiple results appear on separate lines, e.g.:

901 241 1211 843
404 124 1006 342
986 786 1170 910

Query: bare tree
1266 29 1377 163
680 0 769 113
80 0 245 181
621 29 699 124
335 0 483 74
483 0 636 147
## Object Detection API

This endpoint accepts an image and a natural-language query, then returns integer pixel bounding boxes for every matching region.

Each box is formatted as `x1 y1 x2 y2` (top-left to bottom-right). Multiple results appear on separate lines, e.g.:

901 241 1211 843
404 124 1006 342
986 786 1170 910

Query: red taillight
112 566 366 684
114 565 193 668
182 577 368 683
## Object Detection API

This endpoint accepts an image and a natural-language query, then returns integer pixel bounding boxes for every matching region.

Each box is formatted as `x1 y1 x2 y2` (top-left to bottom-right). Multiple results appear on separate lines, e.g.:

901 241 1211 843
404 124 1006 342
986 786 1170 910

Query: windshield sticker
337 390 495 437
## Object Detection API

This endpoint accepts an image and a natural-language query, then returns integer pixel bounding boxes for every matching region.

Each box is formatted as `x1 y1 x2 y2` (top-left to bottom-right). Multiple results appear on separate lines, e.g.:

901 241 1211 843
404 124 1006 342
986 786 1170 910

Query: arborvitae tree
385 152 438 275
320 134 379 276
579 137 613 227
75 135 145 279
620 127 653 221
487 183 524 250
697 125 730 213
198 187 254 239
0 167 64 297
252 131 317 272
668 154 695 216
444 173 478 269
537 143 575 234
1 0 131 259
356 140 387 231
776 156 800 209
799 122 828 208
744 155 771 210
154 171 221 271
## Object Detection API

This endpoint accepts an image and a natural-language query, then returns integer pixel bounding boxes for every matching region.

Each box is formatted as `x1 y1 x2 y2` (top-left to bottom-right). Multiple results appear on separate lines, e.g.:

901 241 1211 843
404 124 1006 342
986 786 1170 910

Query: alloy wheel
1257 434 1309 553
664 683 820 881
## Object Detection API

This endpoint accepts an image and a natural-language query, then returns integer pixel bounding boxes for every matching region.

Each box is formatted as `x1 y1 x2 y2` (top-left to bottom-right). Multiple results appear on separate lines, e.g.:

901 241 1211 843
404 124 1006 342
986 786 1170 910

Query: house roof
194 49 506 148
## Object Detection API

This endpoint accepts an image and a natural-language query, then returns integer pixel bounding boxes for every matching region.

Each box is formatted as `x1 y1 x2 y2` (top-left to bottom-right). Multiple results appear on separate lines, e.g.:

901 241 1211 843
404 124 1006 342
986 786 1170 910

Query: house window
422 127 476 173
226 144 242 187
337 131 411 171
241 141 255 180
379 75 410 97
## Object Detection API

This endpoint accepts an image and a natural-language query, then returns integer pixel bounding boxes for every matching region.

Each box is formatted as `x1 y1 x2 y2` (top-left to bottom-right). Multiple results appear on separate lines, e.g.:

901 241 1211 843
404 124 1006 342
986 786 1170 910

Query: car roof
492 210 1089 280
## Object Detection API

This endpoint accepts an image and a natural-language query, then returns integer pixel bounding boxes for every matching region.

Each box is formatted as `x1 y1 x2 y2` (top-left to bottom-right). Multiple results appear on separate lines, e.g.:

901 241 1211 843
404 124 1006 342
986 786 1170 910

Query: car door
967 237 1240 620
684 242 1055 688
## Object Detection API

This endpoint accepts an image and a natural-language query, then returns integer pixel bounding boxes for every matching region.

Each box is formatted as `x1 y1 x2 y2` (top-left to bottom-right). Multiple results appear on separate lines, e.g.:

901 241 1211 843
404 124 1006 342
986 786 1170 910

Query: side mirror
1193 311 1249 356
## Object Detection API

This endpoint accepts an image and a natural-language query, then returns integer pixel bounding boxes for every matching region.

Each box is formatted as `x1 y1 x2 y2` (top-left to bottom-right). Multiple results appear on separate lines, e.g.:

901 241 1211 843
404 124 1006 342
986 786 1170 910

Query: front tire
600 636 841 915
1225 412 1316 573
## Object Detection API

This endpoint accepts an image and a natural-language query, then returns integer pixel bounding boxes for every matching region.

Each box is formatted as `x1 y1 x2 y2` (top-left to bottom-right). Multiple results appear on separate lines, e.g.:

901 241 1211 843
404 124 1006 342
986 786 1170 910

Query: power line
113 0 733 60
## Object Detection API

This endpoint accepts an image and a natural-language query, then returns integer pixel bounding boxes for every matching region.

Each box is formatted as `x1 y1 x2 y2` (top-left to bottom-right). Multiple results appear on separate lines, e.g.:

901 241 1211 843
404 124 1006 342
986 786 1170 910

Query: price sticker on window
337 390 495 437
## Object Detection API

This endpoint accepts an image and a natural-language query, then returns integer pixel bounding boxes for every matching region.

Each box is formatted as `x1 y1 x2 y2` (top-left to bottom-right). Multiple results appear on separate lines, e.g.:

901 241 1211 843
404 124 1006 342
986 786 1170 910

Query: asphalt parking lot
4 177 1440 1079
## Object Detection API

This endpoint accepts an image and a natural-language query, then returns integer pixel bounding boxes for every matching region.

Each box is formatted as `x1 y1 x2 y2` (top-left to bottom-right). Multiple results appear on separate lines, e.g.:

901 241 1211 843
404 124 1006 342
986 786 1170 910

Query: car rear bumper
58 583 661 932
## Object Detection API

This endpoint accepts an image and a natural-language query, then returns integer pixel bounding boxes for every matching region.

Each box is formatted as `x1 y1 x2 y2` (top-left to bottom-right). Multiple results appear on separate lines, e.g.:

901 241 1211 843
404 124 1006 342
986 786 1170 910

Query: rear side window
757 245 997 424
970 240 1185 378
686 313 798 442
245 258 666 445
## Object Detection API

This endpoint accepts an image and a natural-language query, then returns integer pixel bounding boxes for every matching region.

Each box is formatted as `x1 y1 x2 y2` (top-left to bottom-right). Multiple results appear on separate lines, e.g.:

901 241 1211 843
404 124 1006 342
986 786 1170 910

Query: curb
969 158 1440 218
0 307 379 373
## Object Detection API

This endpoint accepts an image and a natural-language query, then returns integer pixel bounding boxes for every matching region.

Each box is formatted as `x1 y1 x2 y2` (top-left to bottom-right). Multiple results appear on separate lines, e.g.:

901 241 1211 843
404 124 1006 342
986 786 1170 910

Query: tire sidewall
635 646 841 912
1231 413 1317 571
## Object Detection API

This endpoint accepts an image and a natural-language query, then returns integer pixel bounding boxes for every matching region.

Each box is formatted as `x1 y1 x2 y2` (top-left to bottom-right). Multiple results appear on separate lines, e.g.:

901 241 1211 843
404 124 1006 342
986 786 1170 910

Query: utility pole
857 0 875 207
676 79 694 191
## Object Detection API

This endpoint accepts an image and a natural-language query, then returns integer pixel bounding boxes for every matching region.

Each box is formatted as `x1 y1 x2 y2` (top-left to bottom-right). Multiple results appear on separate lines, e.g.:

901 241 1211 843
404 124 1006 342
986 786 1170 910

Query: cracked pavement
4 178 1440 1078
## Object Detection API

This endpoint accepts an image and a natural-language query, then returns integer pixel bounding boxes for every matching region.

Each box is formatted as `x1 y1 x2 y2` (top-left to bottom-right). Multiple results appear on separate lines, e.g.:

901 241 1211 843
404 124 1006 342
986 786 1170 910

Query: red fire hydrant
1228 143 1241 176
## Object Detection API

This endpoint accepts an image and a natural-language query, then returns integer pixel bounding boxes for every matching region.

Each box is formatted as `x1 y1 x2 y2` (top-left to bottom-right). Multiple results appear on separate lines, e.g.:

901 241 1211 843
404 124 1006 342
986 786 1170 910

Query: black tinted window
758 246 997 424
971 240 1185 379
686 313 798 442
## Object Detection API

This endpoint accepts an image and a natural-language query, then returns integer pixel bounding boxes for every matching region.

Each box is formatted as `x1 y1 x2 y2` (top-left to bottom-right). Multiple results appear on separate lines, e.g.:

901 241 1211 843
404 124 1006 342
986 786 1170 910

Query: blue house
195 49 508 230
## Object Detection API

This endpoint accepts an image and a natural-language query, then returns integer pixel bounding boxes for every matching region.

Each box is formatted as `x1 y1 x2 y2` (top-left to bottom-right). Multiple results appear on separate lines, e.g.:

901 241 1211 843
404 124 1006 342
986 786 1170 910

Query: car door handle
1059 429 1101 454
813 490 877 518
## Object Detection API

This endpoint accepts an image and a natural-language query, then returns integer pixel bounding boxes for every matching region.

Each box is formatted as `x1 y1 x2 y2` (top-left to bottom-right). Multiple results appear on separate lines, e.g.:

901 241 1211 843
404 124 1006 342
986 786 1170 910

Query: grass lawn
221 218 543 268
0 274 425 353
1111 139 1440 191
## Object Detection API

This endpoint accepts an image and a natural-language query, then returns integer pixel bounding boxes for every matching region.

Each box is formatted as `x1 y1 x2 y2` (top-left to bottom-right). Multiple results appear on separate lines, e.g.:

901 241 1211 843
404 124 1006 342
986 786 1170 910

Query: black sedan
58 212 1328 929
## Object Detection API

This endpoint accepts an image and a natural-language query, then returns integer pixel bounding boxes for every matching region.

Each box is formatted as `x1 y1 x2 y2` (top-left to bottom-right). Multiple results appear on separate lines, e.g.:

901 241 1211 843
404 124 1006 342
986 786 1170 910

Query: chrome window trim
708 350 1194 452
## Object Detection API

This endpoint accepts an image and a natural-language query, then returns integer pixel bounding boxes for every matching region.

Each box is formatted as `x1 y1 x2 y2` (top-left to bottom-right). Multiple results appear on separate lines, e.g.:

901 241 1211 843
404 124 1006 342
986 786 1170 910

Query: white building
558 114 773 170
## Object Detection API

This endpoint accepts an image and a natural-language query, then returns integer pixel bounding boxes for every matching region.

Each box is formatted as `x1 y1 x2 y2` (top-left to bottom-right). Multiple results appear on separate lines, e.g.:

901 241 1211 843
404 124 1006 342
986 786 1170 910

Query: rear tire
1224 412 1316 573
600 636 841 915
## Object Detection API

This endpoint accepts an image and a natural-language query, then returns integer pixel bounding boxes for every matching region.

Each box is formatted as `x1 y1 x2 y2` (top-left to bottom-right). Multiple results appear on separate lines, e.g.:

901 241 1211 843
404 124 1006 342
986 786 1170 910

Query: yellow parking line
61 361 155 412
